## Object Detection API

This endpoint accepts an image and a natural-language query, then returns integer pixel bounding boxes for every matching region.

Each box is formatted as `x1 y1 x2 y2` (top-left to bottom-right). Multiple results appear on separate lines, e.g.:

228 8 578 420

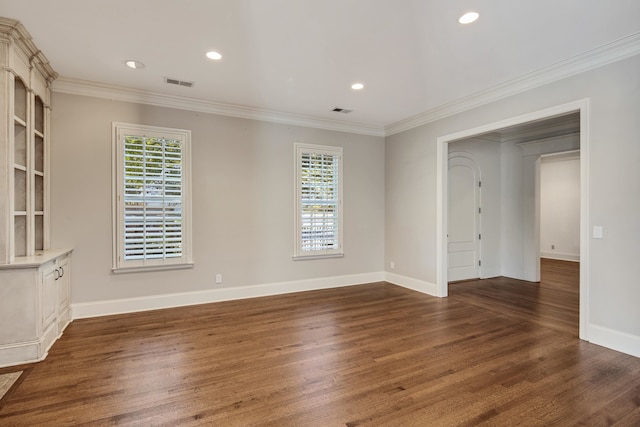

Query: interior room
1 1 640 424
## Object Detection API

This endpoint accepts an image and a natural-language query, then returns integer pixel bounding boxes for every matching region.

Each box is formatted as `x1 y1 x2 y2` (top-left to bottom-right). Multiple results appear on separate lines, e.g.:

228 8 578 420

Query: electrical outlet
390 261 395 269
215 274 222 284
551 244 555 250
593 226 604 239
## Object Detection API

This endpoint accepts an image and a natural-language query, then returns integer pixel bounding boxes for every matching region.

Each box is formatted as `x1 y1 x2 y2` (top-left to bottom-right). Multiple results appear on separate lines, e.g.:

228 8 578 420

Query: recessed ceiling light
459 12 479 24
125 60 145 69
206 51 222 60
351 83 364 90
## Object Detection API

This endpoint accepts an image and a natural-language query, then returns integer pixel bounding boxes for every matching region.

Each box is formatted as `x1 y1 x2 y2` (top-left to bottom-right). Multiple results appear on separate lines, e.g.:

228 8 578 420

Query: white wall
50 93 385 311
386 54 640 355
540 155 581 261
499 141 525 279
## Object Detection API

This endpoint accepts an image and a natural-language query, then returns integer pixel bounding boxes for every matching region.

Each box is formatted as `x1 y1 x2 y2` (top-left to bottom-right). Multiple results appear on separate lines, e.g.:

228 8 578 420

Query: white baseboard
72 272 385 319
589 324 640 358
384 272 438 296
0 341 45 368
540 252 580 262
0 326 56 368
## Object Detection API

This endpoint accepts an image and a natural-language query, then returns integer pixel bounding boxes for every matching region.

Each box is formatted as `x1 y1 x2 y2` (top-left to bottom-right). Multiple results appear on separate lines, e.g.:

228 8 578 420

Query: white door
448 154 481 281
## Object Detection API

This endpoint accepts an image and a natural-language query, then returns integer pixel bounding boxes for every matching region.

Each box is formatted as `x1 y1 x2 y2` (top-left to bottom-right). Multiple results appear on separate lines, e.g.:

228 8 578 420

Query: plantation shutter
295 143 343 258
122 135 184 261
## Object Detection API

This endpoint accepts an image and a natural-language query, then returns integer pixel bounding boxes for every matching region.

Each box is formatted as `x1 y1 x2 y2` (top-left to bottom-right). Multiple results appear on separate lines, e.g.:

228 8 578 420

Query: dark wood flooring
1 259 639 426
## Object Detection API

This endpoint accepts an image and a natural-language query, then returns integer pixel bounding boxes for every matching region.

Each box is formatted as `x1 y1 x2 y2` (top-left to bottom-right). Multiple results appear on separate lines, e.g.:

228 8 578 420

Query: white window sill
112 262 195 274
292 253 344 261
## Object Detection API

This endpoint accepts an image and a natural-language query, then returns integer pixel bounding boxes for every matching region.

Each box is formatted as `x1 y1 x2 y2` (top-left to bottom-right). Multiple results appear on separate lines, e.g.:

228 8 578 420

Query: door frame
435 99 590 341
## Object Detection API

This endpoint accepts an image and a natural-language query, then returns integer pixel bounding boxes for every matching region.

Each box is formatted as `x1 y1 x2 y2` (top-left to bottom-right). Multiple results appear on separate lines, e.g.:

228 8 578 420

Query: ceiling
1 0 639 131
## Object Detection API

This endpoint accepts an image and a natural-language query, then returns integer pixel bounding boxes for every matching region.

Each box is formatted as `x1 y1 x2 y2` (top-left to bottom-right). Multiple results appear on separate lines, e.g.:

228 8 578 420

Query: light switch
593 226 603 239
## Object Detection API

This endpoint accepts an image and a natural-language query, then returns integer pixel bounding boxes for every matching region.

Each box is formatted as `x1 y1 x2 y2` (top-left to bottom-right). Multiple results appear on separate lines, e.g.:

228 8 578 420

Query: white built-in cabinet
0 17 72 366
0 250 72 367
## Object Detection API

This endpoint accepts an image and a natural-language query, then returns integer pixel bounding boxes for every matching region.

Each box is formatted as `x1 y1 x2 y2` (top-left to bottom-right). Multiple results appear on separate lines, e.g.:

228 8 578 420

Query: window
112 123 192 272
294 143 343 259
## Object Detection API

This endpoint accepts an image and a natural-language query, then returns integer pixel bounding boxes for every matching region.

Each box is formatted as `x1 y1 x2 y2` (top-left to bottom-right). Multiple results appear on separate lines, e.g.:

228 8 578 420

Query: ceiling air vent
165 77 194 88
332 107 353 114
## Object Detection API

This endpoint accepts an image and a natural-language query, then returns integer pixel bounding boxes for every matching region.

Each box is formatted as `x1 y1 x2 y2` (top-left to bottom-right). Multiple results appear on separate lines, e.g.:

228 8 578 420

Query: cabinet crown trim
0 17 58 82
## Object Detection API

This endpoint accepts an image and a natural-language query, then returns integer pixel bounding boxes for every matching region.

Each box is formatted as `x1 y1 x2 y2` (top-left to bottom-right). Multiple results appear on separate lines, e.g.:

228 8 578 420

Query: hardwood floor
449 258 580 336
1 260 639 426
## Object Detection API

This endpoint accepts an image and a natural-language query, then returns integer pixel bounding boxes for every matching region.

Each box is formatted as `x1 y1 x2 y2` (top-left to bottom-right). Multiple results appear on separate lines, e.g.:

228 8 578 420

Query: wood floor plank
1 260 639 425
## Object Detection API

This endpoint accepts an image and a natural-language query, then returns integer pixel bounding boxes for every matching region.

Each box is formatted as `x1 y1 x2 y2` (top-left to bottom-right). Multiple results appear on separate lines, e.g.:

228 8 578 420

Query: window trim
293 142 344 260
112 123 193 273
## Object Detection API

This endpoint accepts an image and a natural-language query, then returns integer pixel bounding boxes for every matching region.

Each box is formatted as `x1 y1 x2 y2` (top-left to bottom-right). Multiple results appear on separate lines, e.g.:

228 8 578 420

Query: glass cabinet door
11 79 49 258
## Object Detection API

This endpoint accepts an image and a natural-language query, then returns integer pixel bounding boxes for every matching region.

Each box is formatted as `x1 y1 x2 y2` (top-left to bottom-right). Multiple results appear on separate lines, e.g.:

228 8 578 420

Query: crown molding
385 31 640 136
51 77 385 137
540 149 580 163
50 30 640 139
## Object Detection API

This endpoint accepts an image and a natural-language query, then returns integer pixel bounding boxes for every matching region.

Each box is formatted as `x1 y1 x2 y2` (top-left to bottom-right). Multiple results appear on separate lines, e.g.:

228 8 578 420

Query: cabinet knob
54 268 60 280
59 266 64 278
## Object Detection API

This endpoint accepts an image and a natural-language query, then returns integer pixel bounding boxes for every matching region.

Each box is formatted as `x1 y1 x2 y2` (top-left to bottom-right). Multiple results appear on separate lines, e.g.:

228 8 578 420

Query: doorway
436 99 589 340
539 151 581 262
